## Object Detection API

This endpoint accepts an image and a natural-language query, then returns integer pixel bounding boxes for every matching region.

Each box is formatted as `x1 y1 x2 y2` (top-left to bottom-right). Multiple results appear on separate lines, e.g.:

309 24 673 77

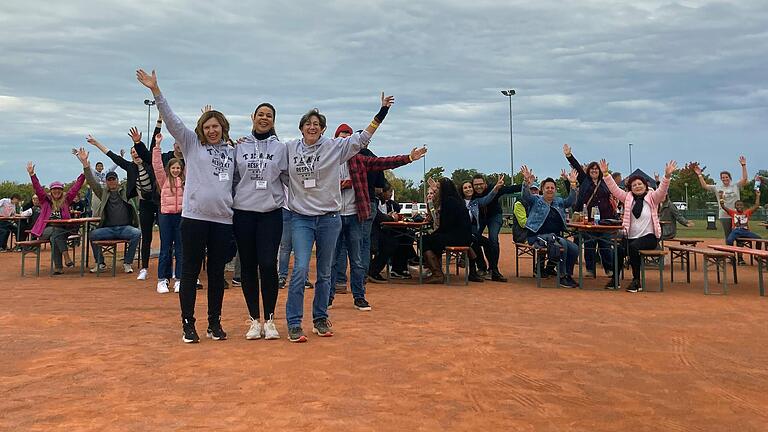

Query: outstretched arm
749 190 762 212
693 163 715 191
563 144 587 183
601 159 628 202
737 156 748 187
136 69 197 153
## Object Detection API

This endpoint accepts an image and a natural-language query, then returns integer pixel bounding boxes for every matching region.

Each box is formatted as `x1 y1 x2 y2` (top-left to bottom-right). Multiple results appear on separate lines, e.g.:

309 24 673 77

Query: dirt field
1 234 767 431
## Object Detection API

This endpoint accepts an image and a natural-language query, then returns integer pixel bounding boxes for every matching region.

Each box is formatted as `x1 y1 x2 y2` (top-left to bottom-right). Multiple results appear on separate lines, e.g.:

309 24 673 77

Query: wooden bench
639 249 667 292
735 237 768 265
665 239 702 269
666 245 736 294
514 243 538 278
444 246 470 285
91 239 129 277
17 240 47 277
709 245 768 296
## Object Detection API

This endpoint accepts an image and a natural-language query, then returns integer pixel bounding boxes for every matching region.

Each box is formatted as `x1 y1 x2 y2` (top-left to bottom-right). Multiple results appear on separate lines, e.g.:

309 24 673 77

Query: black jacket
476 184 521 220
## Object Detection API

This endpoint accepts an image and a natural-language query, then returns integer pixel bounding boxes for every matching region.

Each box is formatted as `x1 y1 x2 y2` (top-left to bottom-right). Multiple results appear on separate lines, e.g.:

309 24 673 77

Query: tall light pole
628 142 634 172
501 89 516 178
144 99 156 142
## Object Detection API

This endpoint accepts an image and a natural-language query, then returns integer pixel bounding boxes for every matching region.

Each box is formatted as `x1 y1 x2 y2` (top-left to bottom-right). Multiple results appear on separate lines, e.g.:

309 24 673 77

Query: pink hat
49 181 64 190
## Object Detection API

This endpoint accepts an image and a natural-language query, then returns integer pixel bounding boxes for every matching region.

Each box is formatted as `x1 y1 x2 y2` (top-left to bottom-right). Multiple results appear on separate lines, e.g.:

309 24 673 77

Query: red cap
334 123 353 138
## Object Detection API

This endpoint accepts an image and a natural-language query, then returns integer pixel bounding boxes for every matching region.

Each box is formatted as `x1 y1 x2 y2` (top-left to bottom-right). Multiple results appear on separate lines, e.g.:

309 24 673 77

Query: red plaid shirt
346 154 411 221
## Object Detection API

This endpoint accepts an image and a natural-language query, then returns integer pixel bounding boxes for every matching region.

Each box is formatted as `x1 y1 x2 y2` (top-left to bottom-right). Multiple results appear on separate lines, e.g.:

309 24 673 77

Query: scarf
632 193 647 219
252 131 271 140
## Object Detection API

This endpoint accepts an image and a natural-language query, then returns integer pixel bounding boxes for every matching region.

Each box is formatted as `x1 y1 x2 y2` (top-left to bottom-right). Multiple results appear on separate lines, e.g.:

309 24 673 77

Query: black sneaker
206 317 227 341
368 273 387 283
304 280 314 290
231 278 241 287
559 277 578 288
288 326 307 343
182 318 199 343
626 280 640 293
354 297 372 311
565 275 580 288
312 318 334 337
491 271 508 282
605 278 620 290
391 270 412 279
278 277 286 289
476 270 488 278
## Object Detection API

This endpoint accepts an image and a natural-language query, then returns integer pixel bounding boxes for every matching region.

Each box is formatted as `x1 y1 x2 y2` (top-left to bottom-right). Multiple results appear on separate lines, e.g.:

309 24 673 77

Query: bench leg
20 251 25 277
535 250 542 288
722 258 728 295
641 259 646 291
112 246 117 277
463 251 469 286
670 252 675 283
659 256 665 293
759 259 765 297
686 251 691 284
703 259 709 295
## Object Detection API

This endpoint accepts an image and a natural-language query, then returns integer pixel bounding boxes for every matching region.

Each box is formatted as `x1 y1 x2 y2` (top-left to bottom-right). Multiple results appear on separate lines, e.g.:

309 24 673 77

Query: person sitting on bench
720 188 762 265
76 148 141 274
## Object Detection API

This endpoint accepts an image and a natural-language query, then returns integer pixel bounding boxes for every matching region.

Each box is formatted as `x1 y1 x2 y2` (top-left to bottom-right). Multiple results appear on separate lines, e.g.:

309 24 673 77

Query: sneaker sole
312 328 334 337
289 335 307 343
355 305 372 311
206 332 227 341
245 334 262 340
264 334 280 340
182 336 199 343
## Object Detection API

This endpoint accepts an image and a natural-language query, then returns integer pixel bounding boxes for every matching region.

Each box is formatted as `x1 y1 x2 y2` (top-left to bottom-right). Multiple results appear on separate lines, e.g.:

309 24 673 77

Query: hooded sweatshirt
285 131 370 216
233 135 288 212
154 93 235 225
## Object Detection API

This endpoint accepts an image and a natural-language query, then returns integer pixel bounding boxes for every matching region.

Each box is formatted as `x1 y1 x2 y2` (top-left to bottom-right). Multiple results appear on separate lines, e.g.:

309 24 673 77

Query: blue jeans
584 232 614 273
158 213 182 280
479 213 503 272
360 200 376 274
334 234 348 285
528 234 579 277
330 215 366 302
286 212 342 328
90 225 141 265
278 208 292 279
727 228 761 246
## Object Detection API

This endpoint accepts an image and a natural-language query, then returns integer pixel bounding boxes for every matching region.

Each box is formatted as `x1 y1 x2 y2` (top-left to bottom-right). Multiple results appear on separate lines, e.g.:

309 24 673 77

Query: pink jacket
152 146 184 214
604 174 670 239
30 173 86 237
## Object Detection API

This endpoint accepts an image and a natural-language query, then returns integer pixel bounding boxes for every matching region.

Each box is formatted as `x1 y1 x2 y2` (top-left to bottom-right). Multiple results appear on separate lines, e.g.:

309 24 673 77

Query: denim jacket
521 182 576 234
466 188 499 234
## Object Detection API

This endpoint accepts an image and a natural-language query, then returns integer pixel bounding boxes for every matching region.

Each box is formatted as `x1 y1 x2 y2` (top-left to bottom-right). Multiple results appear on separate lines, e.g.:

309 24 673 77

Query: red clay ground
1 233 767 431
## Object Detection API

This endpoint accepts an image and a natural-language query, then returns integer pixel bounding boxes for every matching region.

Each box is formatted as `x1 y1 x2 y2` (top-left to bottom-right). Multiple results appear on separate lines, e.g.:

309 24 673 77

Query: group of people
3 69 763 344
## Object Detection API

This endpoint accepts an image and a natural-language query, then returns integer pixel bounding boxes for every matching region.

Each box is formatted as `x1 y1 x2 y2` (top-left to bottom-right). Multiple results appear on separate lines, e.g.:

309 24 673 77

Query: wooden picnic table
380 221 431 284
0 215 30 249
44 217 101 276
709 245 768 296
666 244 736 294
567 223 624 290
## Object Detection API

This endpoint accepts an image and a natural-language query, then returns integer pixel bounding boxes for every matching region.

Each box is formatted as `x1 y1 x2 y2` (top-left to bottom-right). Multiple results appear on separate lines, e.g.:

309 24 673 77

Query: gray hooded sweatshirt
233 135 288 212
154 93 235 225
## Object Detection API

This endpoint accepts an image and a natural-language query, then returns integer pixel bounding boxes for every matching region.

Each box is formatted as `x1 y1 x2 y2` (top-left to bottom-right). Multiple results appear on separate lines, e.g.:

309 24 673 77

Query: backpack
532 233 562 262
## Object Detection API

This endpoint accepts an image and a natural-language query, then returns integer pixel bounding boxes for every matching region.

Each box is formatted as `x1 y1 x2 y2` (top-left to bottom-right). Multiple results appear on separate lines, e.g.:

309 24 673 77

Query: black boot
468 259 484 283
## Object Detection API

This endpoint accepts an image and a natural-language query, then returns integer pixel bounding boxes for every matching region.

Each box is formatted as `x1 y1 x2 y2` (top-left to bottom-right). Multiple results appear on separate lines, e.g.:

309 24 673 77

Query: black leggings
627 233 658 280
179 217 232 323
139 198 158 269
233 208 282 320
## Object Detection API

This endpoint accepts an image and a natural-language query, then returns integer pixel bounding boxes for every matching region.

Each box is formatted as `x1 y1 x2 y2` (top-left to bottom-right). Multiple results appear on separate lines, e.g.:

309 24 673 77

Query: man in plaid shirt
329 123 427 311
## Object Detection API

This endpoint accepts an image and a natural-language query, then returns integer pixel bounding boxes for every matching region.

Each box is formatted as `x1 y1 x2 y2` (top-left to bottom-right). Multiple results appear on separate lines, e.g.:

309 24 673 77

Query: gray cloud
1 0 766 186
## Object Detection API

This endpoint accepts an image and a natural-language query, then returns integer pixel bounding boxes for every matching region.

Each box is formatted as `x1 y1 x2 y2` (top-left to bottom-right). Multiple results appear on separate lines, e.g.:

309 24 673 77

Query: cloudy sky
1 0 766 185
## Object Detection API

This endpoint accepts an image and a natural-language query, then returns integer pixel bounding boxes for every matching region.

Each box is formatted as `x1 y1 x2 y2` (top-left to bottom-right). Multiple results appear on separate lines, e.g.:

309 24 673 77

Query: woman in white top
693 156 749 241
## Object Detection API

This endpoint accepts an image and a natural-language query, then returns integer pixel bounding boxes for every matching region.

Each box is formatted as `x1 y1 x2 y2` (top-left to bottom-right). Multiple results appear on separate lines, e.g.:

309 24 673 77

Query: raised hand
692 163 702 175
26 162 35 176
520 165 534 184
493 174 506 191
136 69 158 90
128 127 142 143
154 133 163 149
410 146 427 161
76 147 89 166
599 159 609 174
739 155 747 166
686 221 695 227
560 169 568 180
201 105 212 114
654 172 660 182
664 160 678 177
71 148 78 156
427 177 438 192
567 169 579 184
381 92 395 108
120 149 125 157
86 135 101 147
563 143 572 156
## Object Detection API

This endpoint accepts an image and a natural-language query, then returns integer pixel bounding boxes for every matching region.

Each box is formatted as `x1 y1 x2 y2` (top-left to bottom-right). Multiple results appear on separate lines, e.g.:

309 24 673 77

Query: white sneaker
156 279 169 294
173 280 180 293
263 314 280 340
123 263 133 274
246 318 262 340
89 263 107 273
137 268 148 280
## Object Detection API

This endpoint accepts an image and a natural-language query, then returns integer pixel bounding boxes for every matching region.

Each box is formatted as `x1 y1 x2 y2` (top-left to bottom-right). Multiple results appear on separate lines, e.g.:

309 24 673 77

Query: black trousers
179 217 232 323
0 221 15 248
233 208 282 320
139 198 158 269
627 233 658 280
369 228 414 276
471 234 496 273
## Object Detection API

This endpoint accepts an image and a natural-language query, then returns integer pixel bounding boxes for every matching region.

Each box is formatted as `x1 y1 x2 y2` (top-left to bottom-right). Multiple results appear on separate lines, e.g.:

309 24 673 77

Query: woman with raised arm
137 69 235 344
27 161 86 275
151 133 185 294
232 102 286 341
562 144 617 278
602 159 676 293
284 94 393 343
693 156 749 242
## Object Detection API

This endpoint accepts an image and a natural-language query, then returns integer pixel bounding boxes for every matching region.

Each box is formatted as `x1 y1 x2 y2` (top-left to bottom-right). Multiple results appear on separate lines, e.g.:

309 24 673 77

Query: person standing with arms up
137 69 235 344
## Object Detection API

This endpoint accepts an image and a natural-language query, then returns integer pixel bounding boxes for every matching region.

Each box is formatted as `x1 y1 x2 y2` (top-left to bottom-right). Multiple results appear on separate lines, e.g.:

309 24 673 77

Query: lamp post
144 99 156 143
501 89 516 178
628 142 634 172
